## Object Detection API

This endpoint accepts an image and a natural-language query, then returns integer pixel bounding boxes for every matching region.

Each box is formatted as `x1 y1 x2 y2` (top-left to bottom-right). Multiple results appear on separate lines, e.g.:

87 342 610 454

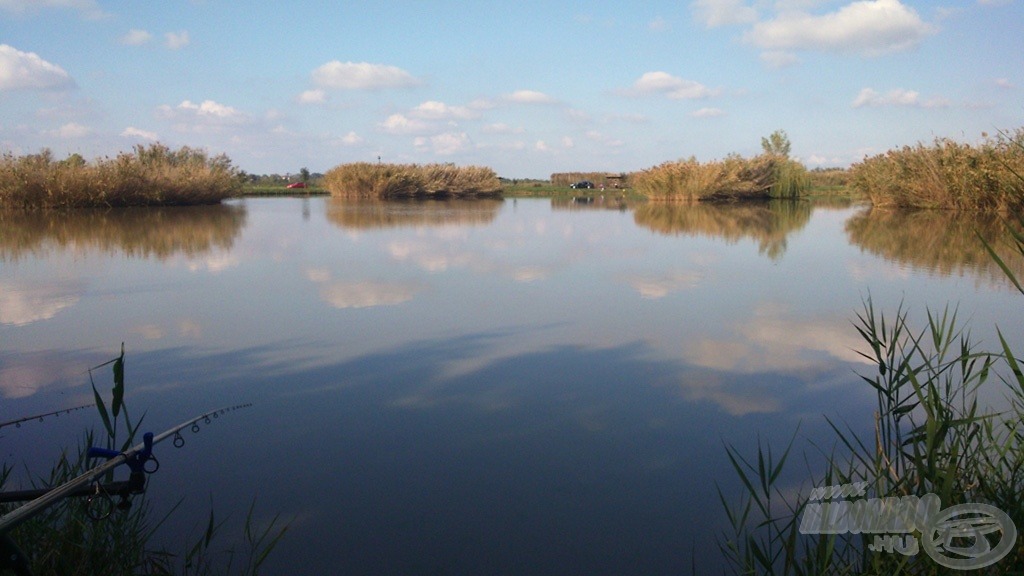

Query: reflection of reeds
0 204 247 261
323 163 501 199
845 207 1024 287
324 198 503 229
0 145 242 209
631 155 809 201
633 200 812 260
850 129 1024 211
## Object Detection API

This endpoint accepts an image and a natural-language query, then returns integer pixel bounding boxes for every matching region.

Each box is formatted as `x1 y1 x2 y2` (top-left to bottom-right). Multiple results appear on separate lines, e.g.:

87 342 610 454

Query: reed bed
808 167 851 188
323 162 501 199
0 144 242 209
630 154 809 201
850 129 1024 212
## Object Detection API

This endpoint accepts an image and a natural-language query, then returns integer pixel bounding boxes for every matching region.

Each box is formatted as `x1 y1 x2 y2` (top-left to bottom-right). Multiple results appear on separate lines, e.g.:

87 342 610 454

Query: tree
761 130 791 158
299 167 310 184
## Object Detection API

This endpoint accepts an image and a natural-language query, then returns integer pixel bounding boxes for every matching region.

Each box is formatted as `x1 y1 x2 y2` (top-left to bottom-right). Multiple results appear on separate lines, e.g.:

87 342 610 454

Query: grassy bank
323 162 501 199
850 129 1024 211
0 145 242 209
241 184 328 197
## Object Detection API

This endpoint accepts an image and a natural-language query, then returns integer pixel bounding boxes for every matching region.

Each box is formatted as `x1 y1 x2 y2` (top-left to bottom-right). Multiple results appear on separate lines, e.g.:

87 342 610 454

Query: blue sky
0 0 1021 178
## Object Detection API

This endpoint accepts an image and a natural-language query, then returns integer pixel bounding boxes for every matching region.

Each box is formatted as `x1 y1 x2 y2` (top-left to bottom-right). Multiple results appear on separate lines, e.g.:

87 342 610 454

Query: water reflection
550 196 633 212
845 208 1024 286
633 200 812 260
325 198 503 229
0 204 247 261
0 280 82 326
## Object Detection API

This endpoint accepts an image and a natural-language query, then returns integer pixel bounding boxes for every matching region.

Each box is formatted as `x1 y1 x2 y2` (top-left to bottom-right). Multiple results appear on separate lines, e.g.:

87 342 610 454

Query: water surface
2 197 1022 574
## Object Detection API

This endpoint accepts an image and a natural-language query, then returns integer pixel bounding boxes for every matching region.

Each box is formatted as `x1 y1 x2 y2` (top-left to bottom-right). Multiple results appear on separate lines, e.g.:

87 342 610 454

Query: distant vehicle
570 180 594 189
286 182 307 189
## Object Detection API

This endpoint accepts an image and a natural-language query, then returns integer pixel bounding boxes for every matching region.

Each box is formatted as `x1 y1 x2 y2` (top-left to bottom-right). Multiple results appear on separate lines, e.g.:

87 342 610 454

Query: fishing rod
0 404 94 431
0 402 251 536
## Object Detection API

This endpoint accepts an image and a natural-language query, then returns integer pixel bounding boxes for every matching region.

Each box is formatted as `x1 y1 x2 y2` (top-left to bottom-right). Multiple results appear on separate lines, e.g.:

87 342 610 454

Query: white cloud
628 71 716 99
504 90 556 104
121 29 152 45
0 44 73 91
995 78 1013 89
760 50 800 68
414 131 471 155
410 100 479 120
340 131 363 145
691 0 758 27
482 123 524 134
177 99 243 118
648 16 669 31
745 0 936 56
164 31 190 50
51 122 90 138
312 61 419 90
297 89 327 104
852 87 949 108
692 107 725 118
121 126 159 140
561 136 574 148
535 140 550 152
157 99 248 132
379 113 429 134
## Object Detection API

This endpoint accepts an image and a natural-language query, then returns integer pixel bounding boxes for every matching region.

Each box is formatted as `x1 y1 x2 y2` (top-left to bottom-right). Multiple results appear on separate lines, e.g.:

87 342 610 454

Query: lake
2 197 1022 574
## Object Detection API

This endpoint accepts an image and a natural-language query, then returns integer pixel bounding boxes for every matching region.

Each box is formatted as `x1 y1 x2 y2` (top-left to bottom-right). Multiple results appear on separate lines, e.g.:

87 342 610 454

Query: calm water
2 197 1022 574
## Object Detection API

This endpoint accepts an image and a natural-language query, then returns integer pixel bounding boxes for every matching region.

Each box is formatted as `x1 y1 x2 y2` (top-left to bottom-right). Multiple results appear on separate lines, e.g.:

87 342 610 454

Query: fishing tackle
0 404 94 431
0 403 251 576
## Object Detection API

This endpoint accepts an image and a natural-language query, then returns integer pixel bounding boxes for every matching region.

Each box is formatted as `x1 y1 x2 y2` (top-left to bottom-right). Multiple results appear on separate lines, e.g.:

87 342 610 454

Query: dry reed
323 162 501 199
0 144 242 209
850 129 1024 211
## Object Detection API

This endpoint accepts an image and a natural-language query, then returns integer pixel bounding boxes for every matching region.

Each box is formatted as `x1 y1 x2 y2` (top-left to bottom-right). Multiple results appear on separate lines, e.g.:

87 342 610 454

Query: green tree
761 130 791 158
299 167 310 184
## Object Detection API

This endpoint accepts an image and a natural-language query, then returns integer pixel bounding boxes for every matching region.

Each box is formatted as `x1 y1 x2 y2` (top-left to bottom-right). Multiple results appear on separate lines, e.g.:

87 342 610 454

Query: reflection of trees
633 200 812 260
325 198 502 229
0 204 247 261
845 208 1024 285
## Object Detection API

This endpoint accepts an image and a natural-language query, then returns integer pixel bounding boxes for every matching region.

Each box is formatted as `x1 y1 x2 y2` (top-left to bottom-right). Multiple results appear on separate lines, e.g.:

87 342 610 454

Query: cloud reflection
624 271 703 299
0 281 81 325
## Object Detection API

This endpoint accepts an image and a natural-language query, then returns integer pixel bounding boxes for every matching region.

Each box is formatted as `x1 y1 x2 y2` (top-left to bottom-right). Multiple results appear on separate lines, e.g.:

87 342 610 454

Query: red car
286 182 306 189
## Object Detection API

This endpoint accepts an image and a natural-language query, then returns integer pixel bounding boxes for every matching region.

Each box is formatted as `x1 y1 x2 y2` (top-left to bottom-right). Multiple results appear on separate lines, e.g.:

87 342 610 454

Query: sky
0 0 1021 178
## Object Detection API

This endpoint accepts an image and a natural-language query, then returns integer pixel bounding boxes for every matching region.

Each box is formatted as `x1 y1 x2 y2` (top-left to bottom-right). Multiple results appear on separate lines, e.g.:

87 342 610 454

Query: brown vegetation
631 154 809 201
322 162 501 199
0 144 241 209
850 129 1024 211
